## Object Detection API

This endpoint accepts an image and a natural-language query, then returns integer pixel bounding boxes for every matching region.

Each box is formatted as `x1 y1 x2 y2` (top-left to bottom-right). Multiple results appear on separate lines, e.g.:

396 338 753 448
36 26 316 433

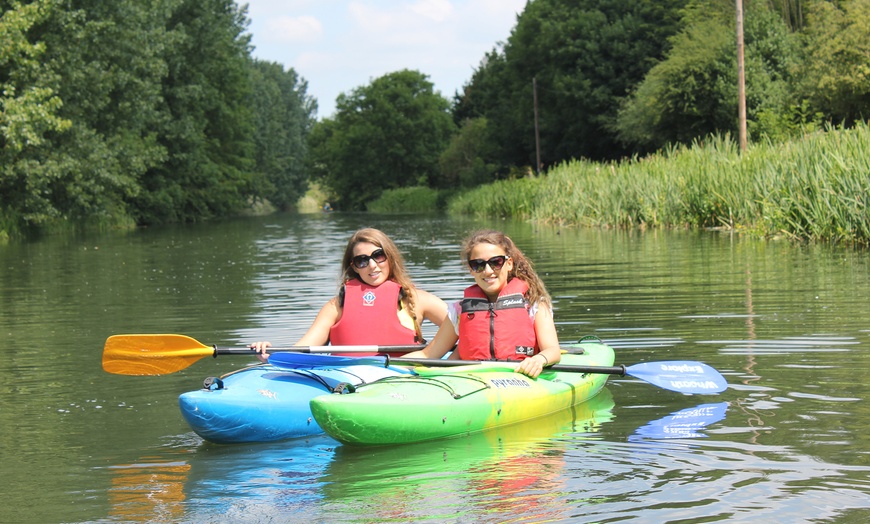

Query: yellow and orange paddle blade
101 334 421 376
102 334 217 376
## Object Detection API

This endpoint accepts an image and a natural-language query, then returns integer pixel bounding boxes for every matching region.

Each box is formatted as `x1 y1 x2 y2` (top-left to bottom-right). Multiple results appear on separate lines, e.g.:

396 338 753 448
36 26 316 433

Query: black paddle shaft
384 356 628 376
213 344 426 358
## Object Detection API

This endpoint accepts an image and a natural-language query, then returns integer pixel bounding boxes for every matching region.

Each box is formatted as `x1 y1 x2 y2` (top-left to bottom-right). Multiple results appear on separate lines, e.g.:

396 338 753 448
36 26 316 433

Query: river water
1 213 868 523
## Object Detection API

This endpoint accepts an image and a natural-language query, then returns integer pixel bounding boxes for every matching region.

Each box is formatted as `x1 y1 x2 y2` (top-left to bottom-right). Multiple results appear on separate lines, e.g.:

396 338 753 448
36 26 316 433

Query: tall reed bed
448 123 870 244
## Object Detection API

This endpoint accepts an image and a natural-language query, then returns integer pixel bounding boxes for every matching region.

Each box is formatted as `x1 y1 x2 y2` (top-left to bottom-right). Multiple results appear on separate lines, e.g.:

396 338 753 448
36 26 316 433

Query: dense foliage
307 69 454 210
2 0 868 241
248 60 316 211
798 0 870 125
614 1 804 152
453 0 868 173
0 0 314 237
453 0 690 168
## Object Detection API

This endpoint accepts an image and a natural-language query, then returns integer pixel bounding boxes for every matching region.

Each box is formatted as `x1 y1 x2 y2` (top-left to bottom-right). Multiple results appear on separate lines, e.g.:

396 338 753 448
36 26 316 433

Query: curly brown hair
460 229 551 307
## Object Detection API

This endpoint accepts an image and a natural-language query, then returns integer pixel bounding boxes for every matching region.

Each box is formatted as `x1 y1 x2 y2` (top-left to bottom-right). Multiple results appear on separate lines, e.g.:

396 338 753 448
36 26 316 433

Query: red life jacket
457 278 537 361
328 279 418 356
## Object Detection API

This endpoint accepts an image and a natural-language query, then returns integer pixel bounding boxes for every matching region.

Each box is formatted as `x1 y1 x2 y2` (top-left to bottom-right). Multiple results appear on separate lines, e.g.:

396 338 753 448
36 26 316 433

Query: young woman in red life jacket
403 229 560 378
249 228 447 361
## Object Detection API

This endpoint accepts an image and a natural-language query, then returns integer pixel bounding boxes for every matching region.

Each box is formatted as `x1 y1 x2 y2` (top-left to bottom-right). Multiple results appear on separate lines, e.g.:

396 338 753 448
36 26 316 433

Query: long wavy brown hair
460 229 552 307
338 228 422 341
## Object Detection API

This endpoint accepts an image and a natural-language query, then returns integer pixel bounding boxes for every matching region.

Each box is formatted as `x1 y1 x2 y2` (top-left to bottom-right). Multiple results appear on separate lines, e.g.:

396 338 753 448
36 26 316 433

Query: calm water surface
1 213 869 523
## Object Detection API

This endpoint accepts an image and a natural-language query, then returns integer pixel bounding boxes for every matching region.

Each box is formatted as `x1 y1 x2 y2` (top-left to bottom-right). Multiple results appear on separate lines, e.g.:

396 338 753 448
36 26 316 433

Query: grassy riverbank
448 123 870 244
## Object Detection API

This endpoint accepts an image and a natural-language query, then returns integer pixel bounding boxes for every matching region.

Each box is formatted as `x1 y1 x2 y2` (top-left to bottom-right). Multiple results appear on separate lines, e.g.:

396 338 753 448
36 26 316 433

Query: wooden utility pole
736 0 747 152
533 77 541 174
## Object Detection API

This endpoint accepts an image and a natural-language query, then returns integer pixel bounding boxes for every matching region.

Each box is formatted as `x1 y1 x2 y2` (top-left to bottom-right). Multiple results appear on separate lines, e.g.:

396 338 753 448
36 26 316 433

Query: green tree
133 0 255 224
438 117 495 189
799 0 870 125
613 1 802 151
249 59 317 210
308 69 455 210
42 0 170 222
1 0 166 232
451 50 514 178
455 0 688 167
0 0 69 153
768 0 809 30
452 49 508 126
1 0 69 234
1 0 316 237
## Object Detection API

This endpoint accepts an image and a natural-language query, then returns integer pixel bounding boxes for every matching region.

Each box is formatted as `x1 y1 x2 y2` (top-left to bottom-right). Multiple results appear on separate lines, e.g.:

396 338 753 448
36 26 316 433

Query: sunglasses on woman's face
352 248 387 269
467 255 509 273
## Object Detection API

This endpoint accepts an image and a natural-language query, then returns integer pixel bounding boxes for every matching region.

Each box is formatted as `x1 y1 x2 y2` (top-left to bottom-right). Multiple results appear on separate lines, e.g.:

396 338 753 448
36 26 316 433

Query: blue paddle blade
269 352 386 369
630 402 729 441
625 361 728 394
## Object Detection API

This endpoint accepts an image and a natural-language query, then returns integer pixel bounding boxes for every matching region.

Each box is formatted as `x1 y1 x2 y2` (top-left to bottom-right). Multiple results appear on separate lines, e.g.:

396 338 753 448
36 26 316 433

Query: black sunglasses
468 255 509 273
352 248 387 269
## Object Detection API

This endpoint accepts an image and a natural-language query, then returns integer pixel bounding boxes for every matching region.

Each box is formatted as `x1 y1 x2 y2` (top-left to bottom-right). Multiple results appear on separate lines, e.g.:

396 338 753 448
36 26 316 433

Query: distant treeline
2 0 868 240
1 0 314 239
311 0 869 213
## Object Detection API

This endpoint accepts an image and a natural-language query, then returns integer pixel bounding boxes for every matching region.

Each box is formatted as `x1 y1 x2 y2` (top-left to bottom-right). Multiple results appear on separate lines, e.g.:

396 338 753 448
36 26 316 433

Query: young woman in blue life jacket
403 229 560 378
250 228 447 361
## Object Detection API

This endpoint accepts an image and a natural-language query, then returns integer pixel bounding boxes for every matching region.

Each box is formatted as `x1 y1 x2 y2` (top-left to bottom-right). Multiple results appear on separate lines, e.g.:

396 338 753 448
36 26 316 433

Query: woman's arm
515 304 561 378
401 315 458 359
412 288 448 327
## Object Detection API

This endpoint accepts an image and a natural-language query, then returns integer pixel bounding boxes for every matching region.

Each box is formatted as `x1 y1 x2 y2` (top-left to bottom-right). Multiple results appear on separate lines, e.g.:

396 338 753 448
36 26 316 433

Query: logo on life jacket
515 345 535 356
362 290 376 306
501 297 526 307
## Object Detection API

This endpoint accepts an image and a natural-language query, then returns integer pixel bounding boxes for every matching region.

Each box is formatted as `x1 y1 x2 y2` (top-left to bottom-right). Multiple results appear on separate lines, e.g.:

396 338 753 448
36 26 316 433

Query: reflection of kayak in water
311 340 615 445
106 392 614 521
103 434 336 520
319 388 615 505
319 390 615 521
179 435 338 516
107 461 191 522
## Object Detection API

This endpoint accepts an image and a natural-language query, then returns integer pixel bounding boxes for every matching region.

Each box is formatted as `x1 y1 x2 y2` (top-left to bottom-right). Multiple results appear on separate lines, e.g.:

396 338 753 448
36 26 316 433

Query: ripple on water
555 438 870 523
701 335 860 355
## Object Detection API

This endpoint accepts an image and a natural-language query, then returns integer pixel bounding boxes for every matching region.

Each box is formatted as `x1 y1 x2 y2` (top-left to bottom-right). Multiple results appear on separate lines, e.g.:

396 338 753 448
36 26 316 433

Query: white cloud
410 0 454 22
244 0 318 17
263 15 323 43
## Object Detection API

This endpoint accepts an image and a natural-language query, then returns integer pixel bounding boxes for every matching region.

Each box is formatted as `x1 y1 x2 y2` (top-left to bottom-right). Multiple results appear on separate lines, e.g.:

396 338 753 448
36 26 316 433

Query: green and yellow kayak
309 340 615 446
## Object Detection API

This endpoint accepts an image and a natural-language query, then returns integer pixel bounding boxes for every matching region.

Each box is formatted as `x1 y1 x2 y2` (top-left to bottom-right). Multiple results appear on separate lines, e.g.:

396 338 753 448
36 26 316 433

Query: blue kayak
178 363 409 443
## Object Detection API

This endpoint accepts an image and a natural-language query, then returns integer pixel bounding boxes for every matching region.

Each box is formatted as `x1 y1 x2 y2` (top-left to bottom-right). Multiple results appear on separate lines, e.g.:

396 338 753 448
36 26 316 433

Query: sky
241 0 527 118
